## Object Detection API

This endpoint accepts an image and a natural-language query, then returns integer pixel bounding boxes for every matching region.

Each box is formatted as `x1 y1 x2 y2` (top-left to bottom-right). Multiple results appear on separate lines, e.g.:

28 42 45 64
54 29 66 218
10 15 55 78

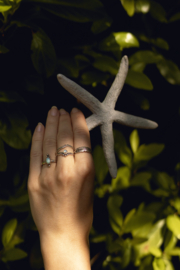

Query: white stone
46 157 51 164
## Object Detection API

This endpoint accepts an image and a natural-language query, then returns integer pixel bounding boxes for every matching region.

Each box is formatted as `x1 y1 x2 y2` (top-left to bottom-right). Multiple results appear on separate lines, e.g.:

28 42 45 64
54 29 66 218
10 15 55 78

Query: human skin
27 106 95 270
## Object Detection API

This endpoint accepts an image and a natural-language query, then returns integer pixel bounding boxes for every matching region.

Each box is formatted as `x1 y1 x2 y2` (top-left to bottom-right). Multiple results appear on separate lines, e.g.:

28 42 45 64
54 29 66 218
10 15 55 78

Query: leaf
1 248 27 262
164 230 177 252
163 260 174 270
130 62 146 72
81 70 109 86
99 32 139 51
0 4 12 12
126 70 153 90
135 0 150 14
0 137 7 171
124 208 136 225
120 0 135 17
152 258 165 270
112 166 131 190
0 106 31 149
91 18 112 34
107 195 123 235
57 58 79 78
155 172 176 191
114 129 132 167
131 172 151 191
149 247 162 257
129 50 163 65
2 219 17 247
150 38 169 50
133 143 165 169
170 197 180 212
93 56 119 75
129 129 140 153
156 59 180 85
169 12 180 22
93 145 109 184
131 237 148 245
166 215 180 239
91 234 106 243
0 45 9 53
31 29 56 77
166 248 180 256
150 1 167 23
74 55 90 70
95 184 112 198
0 91 25 103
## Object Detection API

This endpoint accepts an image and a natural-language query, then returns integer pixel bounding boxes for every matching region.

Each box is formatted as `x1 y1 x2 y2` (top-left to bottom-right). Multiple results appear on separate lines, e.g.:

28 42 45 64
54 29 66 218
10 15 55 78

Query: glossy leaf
166 215 180 239
120 0 135 17
99 32 139 51
126 70 153 90
112 166 131 190
0 137 7 171
31 29 56 78
0 91 25 103
0 4 12 12
93 56 119 75
166 248 180 256
156 59 180 85
2 248 27 262
135 0 150 14
152 258 165 270
107 195 123 235
2 219 17 247
114 129 132 167
150 1 167 23
129 129 140 154
149 247 162 257
129 50 163 65
93 145 109 184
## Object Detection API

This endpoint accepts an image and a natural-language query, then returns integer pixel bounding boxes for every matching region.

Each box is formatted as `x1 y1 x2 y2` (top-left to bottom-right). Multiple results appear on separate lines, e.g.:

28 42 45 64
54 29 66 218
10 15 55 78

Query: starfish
57 55 158 178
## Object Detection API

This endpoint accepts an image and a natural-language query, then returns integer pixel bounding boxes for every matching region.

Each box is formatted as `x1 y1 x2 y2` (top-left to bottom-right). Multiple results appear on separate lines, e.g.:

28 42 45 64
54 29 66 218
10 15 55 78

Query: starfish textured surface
57 55 158 178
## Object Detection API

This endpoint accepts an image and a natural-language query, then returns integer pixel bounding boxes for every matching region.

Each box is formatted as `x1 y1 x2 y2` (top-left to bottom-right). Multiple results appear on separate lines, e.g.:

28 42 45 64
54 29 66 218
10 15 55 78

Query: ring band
42 154 56 167
56 144 74 153
56 144 74 157
74 146 92 154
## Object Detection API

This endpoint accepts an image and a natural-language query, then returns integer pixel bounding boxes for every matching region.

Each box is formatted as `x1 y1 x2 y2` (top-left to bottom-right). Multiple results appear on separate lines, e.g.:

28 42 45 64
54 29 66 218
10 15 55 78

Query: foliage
0 0 180 269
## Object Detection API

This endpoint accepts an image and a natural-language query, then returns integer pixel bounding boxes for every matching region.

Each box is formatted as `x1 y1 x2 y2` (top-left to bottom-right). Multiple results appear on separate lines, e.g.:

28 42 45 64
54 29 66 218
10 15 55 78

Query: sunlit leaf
166 248 180 256
120 0 135 17
131 237 148 245
107 195 123 234
169 12 180 22
31 29 56 77
0 137 7 171
2 219 17 247
99 32 139 51
0 45 9 53
129 129 140 154
114 129 132 167
126 70 153 90
166 215 180 239
93 145 109 184
156 59 180 85
152 258 165 270
163 260 174 270
129 50 163 65
95 184 112 198
93 56 119 75
112 166 131 190
135 0 150 13
0 91 25 103
150 1 167 23
149 247 162 257
1 248 27 262
90 234 106 243
0 4 12 12
164 230 177 252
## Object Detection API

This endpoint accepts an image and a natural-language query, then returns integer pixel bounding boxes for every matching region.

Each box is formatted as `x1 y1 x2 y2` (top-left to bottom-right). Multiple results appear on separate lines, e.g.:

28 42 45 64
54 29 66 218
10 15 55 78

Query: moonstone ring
56 144 74 157
41 154 56 167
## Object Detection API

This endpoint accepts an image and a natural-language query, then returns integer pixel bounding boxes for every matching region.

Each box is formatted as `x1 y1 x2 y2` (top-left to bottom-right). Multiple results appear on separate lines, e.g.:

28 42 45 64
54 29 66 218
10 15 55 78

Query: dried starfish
57 55 158 178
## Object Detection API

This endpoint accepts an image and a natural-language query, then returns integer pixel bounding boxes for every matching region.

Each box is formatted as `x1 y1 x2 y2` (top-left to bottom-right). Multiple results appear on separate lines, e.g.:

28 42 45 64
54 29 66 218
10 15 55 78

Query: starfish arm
57 74 101 114
113 111 158 129
86 114 102 131
100 123 117 178
103 55 129 109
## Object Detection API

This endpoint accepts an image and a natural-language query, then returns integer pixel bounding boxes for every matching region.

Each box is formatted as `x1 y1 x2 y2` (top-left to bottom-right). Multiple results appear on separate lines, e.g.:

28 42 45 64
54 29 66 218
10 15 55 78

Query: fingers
57 109 74 167
42 106 59 168
29 123 44 183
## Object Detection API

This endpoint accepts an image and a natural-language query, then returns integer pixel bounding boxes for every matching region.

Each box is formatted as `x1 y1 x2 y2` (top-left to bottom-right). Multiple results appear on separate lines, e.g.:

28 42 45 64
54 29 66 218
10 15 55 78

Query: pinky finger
29 123 44 182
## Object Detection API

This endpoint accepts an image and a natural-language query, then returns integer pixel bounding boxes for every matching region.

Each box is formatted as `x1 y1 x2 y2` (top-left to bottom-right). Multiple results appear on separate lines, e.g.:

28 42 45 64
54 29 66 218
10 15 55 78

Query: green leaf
107 195 123 234
169 12 180 22
95 184 112 198
120 0 135 17
0 137 7 171
133 143 164 169
112 166 131 190
126 70 153 90
131 172 151 191
0 91 25 103
0 106 31 149
130 62 146 72
93 145 109 184
150 1 167 23
163 260 174 270
129 129 140 154
166 215 180 239
114 129 132 167
93 56 119 75
124 208 136 225
2 219 17 247
91 18 112 34
155 172 176 191
166 248 180 256
150 38 169 50
99 32 139 51
129 50 163 65
135 0 150 14
149 247 162 257
164 230 177 252
0 4 12 13
91 234 106 243
131 237 148 245
1 248 27 262
0 45 9 53
57 58 79 78
31 29 56 78
170 197 180 212
152 258 165 270
81 70 109 86
156 59 180 85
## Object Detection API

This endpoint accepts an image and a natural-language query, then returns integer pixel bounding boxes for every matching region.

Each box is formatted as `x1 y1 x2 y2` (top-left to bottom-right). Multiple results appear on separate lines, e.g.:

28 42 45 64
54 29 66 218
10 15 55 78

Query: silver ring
42 154 56 167
56 144 74 157
74 146 92 154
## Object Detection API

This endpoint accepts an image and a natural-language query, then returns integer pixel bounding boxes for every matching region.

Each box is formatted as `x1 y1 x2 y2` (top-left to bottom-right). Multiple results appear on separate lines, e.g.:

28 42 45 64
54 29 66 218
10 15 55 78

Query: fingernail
37 122 42 132
72 108 79 113
60 109 67 115
51 106 57 116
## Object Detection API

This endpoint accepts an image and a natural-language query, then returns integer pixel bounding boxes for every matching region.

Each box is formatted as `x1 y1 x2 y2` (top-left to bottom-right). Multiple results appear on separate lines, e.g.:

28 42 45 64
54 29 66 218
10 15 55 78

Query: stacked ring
56 144 74 157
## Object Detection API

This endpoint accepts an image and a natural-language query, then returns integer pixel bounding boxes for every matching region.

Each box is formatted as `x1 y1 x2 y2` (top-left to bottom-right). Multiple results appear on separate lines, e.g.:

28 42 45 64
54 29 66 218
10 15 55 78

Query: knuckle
77 160 94 178
41 174 54 189
44 137 56 147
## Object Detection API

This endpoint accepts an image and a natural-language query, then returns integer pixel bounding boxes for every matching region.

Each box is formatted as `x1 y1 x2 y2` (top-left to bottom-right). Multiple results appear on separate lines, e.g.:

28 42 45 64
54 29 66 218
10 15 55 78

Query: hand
28 107 95 244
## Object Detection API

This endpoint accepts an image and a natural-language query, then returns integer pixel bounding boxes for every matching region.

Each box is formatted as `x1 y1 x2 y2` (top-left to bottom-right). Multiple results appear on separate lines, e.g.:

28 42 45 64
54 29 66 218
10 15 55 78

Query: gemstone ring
56 144 74 157
42 154 56 167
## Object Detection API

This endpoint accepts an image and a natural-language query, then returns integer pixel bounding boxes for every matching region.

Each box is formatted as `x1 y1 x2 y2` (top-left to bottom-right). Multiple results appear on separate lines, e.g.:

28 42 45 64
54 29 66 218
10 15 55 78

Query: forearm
40 234 91 270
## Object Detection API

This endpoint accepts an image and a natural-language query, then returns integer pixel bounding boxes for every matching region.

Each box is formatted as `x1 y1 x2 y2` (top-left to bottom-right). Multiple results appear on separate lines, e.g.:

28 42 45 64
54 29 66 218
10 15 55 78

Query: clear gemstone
63 150 67 153
46 157 51 164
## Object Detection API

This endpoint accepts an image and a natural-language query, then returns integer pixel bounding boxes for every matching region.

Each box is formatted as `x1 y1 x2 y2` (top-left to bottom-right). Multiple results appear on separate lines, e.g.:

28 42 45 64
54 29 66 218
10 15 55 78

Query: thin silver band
57 144 74 153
